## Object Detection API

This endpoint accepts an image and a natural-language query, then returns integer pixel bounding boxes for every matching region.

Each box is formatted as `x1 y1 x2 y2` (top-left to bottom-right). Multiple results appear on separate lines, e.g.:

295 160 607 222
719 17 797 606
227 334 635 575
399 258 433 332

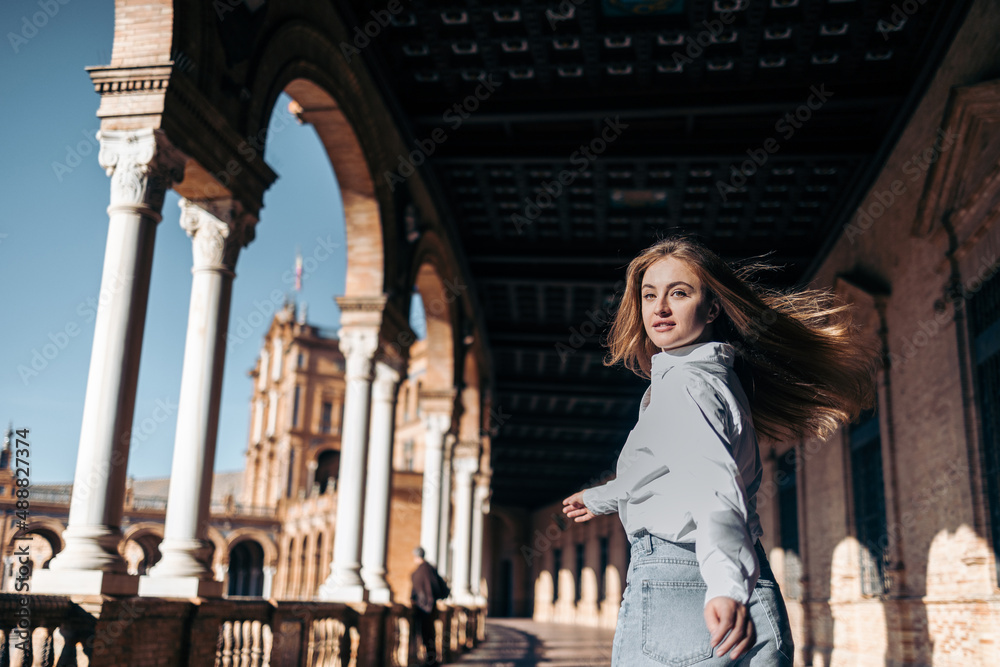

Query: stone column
360 359 401 603
450 454 479 605
470 474 490 604
419 412 450 567
262 565 276 598
140 198 254 598
36 129 184 596
317 327 378 602
437 436 455 580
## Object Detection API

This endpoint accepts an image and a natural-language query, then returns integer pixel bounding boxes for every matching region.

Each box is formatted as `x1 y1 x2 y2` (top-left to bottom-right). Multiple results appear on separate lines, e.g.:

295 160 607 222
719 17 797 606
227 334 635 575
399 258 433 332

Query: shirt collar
650 340 735 376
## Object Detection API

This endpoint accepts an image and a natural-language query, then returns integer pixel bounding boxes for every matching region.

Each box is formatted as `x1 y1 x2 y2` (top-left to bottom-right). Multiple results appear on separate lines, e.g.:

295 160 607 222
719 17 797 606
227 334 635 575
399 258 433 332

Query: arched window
315 450 340 493
228 541 265 597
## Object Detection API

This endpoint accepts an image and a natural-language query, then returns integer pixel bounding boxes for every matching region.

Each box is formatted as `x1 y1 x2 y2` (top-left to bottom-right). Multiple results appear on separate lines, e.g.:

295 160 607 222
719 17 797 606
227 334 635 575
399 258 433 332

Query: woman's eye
671 290 687 297
642 293 655 300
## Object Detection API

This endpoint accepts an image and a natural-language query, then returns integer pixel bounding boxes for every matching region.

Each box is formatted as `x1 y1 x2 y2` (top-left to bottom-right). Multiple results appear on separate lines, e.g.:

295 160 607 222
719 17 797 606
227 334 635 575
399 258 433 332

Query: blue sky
0 1 417 483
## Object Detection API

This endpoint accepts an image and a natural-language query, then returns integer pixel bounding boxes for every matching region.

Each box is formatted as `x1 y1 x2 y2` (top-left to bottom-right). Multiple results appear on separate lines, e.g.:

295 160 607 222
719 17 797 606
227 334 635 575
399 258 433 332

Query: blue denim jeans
612 530 794 666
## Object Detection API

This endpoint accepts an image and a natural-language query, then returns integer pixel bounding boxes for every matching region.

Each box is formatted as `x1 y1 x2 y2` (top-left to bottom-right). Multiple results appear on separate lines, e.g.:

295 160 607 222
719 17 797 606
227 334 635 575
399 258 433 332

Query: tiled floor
442 619 616 666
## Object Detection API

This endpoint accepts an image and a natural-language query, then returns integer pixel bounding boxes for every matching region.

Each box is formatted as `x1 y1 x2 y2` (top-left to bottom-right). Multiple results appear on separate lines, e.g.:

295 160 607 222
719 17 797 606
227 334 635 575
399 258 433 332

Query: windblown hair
605 234 879 442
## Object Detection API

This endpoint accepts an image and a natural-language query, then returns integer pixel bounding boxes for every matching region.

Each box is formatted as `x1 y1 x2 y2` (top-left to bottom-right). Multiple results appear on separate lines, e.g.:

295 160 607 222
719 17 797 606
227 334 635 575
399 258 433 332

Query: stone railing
0 594 486 667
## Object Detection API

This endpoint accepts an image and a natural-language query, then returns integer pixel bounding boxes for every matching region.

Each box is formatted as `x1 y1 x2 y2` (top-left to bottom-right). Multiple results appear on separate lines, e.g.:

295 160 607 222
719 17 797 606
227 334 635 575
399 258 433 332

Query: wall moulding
915 78 1000 257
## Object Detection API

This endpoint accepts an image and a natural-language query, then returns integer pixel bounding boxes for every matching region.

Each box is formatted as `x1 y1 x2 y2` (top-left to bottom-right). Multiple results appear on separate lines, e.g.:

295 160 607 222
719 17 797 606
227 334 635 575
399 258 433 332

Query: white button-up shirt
582 340 764 607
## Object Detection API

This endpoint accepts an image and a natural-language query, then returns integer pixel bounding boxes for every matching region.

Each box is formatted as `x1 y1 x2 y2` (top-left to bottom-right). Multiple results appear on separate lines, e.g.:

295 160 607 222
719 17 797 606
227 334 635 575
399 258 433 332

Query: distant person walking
411 546 450 667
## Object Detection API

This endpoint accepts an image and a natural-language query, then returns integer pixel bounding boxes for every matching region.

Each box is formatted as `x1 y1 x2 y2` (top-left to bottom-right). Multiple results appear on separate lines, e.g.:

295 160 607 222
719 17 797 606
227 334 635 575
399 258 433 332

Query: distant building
1 302 436 602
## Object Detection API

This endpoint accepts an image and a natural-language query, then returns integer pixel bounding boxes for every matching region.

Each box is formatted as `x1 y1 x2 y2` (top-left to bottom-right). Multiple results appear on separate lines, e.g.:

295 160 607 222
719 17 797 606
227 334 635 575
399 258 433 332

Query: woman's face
640 256 720 351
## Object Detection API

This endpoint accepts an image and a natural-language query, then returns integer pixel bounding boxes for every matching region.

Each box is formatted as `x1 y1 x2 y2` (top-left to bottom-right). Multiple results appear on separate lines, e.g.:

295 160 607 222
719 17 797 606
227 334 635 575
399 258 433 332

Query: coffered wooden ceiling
339 0 972 508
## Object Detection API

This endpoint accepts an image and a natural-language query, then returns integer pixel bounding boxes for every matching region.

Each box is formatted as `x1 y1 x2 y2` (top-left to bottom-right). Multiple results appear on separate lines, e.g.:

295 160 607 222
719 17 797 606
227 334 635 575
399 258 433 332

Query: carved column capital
421 411 452 445
453 455 480 477
338 326 379 382
178 198 257 274
98 129 186 217
371 360 401 402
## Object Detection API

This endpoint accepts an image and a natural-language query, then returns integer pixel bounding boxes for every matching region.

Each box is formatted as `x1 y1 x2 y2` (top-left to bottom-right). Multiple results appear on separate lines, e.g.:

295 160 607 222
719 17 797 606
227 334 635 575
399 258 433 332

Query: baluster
240 620 252 667
261 623 272 667
249 620 261 667
218 620 234 667
32 626 53 667
347 626 359 667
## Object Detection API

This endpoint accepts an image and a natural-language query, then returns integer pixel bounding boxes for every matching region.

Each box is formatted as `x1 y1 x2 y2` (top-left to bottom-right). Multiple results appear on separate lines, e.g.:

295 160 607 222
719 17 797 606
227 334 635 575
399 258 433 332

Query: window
403 386 410 421
292 386 301 428
574 543 585 603
315 450 340 494
552 548 562 603
970 269 1000 584
297 352 304 369
416 381 423 417
850 406 890 595
598 536 609 602
776 448 802 599
320 401 333 434
403 439 415 471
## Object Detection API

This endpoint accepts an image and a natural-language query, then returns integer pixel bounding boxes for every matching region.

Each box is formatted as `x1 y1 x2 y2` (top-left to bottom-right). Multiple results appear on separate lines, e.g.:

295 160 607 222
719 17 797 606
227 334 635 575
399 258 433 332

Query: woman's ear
707 296 722 324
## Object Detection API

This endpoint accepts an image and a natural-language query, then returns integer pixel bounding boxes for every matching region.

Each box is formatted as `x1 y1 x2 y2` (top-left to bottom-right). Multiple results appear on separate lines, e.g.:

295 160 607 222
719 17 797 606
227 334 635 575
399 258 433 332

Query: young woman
562 235 877 665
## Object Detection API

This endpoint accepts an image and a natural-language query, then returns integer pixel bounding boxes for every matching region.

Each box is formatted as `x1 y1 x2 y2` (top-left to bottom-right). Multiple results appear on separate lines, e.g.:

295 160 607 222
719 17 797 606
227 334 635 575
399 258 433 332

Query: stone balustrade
0 594 485 666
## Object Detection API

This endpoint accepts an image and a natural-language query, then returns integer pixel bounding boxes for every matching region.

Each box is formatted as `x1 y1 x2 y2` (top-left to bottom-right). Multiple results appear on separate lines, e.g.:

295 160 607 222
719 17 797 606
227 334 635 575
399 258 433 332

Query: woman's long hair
605 234 879 442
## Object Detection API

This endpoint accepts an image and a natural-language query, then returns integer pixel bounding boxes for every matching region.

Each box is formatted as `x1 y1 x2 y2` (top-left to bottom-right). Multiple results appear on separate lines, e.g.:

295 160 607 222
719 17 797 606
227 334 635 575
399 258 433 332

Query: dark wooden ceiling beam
412 97 902 126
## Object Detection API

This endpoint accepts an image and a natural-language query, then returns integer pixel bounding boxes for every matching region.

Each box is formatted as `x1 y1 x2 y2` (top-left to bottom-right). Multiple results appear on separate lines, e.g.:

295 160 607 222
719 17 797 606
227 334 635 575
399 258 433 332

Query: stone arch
410 231 463 395
13 518 65 556
226 528 279 569
11 521 65 574
241 23 398 300
121 523 164 576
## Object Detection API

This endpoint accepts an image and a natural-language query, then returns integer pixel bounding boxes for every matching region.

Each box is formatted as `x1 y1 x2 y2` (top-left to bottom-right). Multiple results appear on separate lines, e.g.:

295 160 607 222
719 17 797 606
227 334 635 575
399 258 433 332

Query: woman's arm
645 371 760 607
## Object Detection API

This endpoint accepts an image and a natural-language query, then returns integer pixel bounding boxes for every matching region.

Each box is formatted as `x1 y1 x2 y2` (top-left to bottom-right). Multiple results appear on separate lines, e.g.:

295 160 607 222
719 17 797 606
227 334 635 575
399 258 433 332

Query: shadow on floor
444 619 615 666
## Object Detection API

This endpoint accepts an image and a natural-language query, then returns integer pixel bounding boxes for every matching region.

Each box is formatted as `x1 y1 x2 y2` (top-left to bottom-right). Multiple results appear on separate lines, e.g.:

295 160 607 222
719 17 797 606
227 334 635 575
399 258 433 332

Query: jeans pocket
641 580 716 666
753 579 794 662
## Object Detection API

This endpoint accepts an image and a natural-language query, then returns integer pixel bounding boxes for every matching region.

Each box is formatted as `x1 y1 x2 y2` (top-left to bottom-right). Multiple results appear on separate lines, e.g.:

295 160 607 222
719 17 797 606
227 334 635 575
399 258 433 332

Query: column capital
178 198 257 274
371 359 401 402
421 410 452 439
338 326 379 382
453 455 479 477
98 129 186 217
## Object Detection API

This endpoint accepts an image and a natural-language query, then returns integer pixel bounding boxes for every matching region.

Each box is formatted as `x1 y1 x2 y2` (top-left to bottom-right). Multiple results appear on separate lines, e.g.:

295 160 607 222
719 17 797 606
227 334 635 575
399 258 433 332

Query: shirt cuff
582 482 620 516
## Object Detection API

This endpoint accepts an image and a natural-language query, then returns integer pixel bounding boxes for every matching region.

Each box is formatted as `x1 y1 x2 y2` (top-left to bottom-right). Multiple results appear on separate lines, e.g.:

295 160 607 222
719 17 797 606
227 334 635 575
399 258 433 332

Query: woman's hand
704 596 755 660
561 491 596 523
